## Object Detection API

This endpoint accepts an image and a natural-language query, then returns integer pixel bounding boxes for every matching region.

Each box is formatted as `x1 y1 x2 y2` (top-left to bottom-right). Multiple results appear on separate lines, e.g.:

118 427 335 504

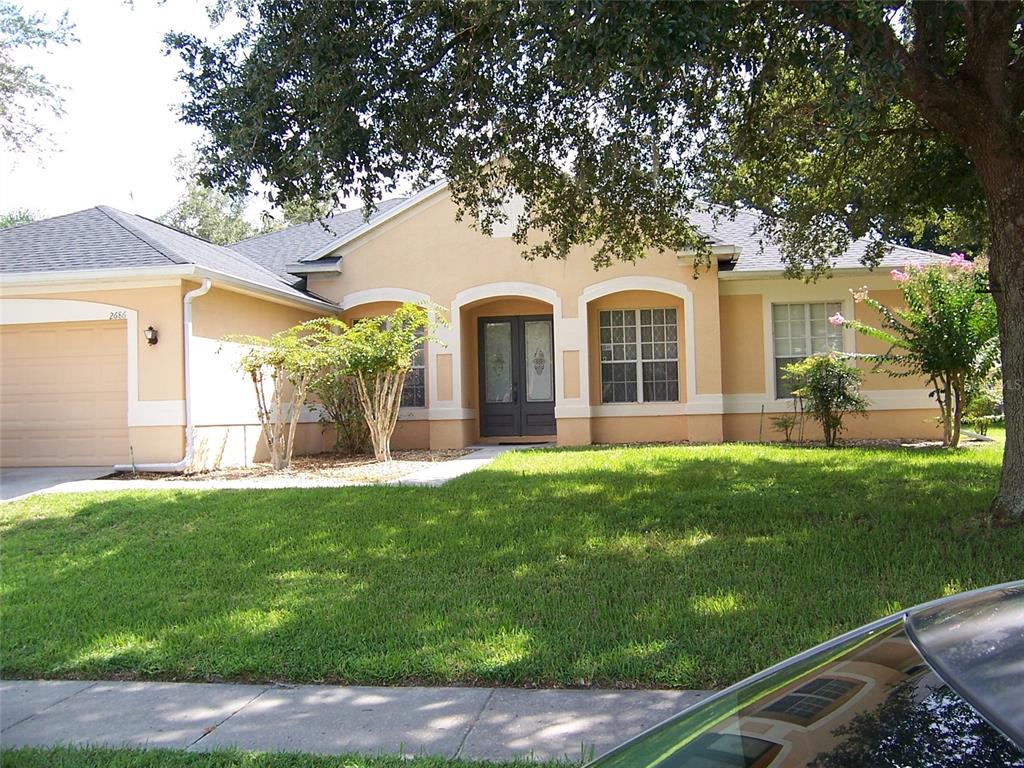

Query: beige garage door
1 320 129 466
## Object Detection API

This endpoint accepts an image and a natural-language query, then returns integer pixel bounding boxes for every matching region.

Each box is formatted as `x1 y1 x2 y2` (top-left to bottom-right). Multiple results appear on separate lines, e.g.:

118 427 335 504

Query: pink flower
890 269 908 283
947 252 971 269
851 286 870 303
828 312 845 327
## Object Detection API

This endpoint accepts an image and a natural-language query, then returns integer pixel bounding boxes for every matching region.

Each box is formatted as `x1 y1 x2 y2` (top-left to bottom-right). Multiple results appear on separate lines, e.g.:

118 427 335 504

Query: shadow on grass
0 442 1017 689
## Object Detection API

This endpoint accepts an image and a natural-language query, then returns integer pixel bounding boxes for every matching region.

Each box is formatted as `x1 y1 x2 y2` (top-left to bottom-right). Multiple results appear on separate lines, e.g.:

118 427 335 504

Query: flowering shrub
783 352 868 447
835 254 999 447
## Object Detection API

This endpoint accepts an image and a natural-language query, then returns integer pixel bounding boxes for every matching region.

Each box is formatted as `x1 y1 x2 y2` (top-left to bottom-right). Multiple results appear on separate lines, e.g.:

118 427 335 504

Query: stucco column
553 294 592 446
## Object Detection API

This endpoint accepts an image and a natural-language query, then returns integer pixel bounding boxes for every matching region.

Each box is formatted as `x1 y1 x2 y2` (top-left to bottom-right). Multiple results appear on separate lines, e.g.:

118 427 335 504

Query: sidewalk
1 445 538 502
0 680 709 761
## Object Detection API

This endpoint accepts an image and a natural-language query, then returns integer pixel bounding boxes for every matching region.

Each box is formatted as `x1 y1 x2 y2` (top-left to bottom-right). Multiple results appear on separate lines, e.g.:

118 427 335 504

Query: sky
0 0 241 221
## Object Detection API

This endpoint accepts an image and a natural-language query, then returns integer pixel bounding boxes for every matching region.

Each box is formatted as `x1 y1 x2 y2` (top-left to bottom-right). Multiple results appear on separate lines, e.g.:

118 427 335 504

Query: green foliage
964 367 1003 436
165 2 1016 273
342 304 432 382
0 208 34 229
342 303 440 462
1 442 1016 689
313 374 369 454
160 154 259 244
0 2 75 153
227 320 344 470
784 353 868 447
841 256 999 447
769 414 799 443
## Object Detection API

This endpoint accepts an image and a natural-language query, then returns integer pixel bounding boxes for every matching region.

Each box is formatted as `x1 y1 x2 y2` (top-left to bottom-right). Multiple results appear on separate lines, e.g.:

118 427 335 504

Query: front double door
478 315 556 437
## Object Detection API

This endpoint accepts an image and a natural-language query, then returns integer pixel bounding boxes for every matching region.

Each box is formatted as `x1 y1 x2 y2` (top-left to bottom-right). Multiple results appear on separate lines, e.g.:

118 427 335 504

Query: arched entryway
451 283 560 441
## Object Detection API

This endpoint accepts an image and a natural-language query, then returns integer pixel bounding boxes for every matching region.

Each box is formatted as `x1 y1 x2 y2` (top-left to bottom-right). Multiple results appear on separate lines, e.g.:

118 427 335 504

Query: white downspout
114 278 213 473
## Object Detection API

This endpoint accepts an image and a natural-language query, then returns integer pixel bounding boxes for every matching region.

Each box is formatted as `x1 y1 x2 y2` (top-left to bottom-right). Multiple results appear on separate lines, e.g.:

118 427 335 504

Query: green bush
784 353 868 447
313 374 369 454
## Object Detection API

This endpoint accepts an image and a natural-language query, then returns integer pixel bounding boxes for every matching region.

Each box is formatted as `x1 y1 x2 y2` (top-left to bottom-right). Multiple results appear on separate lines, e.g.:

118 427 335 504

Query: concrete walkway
0 466 113 502
0 680 709 761
394 445 540 487
1 446 539 500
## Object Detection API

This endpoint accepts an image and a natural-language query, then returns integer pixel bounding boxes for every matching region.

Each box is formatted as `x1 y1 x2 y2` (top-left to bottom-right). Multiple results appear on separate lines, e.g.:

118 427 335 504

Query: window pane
601 362 637 403
483 322 513 403
642 360 678 402
524 320 553 403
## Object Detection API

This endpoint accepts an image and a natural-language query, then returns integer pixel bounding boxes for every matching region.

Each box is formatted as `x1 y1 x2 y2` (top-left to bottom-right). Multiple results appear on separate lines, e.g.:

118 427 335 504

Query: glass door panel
523 319 554 403
483 321 513 404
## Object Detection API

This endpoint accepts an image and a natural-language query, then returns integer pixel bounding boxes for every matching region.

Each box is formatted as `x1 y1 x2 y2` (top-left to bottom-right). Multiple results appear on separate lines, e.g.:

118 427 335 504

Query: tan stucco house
0 184 942 470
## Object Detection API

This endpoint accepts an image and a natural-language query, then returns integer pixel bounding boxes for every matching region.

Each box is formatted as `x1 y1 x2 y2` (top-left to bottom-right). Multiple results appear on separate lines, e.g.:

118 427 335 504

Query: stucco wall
189 285 329 469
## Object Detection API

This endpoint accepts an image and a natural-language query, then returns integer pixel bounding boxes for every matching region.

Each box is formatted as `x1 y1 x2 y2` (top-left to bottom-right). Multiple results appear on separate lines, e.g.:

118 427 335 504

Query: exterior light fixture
144 326 159 345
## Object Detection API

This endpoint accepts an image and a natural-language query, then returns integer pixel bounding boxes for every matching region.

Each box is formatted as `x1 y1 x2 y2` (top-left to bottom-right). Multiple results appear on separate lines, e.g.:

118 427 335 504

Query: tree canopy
168 1 1024 520
0 2 74 154
159 154 261 244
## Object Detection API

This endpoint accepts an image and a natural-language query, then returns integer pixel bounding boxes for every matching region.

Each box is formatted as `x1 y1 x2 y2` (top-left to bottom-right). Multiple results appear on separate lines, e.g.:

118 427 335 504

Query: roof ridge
96 206 190 266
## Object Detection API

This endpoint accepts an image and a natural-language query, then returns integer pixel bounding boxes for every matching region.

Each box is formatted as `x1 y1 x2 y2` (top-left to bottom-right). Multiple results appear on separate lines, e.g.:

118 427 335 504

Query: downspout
114 278 213 473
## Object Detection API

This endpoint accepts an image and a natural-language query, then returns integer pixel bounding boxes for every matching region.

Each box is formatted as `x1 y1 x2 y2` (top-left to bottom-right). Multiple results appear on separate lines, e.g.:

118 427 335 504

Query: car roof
906 582 1024 748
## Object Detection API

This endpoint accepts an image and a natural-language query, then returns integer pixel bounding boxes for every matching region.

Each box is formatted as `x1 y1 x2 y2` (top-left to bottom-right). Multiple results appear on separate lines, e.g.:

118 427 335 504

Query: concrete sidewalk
3 445 539 500
0 680 709 761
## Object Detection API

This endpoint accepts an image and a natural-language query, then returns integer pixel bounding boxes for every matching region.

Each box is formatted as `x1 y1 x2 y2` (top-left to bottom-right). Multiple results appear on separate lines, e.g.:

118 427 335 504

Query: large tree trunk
988 209 1024 524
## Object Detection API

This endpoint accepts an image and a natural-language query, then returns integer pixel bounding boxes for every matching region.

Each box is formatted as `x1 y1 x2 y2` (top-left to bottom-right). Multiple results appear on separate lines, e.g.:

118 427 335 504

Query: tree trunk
972 147 1024 522
988 213 1024 524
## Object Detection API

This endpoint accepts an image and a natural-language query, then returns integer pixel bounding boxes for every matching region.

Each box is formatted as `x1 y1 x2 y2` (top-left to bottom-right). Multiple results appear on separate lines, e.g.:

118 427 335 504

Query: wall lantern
143 326 159 345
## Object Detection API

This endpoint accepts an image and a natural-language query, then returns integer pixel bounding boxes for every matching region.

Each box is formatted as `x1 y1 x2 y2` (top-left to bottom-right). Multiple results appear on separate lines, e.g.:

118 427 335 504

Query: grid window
599 308 679 403
762 677 860 725
400 331 426 407
600 309 638 403
772 302 843 398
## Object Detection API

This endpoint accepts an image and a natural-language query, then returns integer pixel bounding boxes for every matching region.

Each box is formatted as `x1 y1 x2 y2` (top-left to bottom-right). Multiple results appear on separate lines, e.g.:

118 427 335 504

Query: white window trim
599 307 680 404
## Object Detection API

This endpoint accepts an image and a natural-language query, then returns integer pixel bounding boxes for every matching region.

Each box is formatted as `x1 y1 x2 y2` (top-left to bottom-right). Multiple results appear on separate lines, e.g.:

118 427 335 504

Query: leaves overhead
167 1 1021 274
0 2 75 154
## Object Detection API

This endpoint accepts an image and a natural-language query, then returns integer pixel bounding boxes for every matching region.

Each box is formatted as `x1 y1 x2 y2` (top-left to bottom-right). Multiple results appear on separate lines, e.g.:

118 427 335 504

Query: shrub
227 321 337 470
770 413 799 442
313 373 369 454
784 353 868 447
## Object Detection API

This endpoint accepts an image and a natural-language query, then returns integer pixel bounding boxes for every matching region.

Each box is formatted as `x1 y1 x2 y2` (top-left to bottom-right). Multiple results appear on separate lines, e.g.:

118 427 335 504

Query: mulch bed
115 449 471 485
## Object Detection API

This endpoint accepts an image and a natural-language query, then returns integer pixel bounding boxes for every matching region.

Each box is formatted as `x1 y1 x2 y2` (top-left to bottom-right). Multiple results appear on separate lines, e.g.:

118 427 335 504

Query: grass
2 441 1021 690
0 748 562 768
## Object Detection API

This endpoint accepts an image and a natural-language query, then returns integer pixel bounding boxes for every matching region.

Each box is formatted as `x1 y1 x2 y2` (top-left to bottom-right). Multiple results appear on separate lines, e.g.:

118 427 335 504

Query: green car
589 581 1024 768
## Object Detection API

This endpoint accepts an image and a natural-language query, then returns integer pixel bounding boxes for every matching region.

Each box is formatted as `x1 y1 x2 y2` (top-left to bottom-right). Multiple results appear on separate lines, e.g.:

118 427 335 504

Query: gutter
114 279 212 473
1 265 337 313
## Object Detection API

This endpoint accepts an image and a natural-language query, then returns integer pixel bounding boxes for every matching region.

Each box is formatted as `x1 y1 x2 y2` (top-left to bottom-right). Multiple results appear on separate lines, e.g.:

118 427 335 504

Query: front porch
378 276 725 450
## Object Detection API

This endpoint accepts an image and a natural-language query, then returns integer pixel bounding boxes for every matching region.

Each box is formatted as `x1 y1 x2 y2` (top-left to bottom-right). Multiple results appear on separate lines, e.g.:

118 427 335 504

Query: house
0 185 942 469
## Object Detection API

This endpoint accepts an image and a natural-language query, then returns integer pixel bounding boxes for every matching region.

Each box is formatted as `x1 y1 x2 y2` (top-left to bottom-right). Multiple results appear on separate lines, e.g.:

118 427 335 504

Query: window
772 302 844 398
400 331 425 407
761 676 862 726
599 308 679 403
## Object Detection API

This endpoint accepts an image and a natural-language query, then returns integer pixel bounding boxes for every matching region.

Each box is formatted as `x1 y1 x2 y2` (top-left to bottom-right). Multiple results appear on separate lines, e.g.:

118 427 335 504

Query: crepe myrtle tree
341 303 439 462
834 255 1000 448
227 319 343 471
169 2 1024 522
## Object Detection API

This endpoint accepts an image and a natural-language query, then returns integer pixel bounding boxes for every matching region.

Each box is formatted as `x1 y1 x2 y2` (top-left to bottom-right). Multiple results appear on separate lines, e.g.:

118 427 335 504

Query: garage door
1 320 129 466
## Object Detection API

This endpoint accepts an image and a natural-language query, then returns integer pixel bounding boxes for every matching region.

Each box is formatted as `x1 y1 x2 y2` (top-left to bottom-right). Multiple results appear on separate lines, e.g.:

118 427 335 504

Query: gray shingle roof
0 206 327 305
228 198 410 278
688 205 945 273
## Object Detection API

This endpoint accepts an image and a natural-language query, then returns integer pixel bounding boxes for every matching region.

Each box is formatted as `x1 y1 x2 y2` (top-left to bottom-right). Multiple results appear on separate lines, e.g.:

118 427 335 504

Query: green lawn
0 748 556 768
2 442 1020 689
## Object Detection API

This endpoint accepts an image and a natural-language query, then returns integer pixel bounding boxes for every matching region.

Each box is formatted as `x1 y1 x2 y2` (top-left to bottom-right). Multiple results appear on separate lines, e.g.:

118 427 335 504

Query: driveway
0 467 114 502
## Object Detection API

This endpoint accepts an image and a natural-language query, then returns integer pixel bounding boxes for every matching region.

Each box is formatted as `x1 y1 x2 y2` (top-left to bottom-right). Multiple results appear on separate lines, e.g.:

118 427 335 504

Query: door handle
512 382 518 403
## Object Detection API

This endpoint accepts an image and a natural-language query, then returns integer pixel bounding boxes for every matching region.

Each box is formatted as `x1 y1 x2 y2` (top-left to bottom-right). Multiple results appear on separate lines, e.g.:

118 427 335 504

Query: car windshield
590 618 1024 768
